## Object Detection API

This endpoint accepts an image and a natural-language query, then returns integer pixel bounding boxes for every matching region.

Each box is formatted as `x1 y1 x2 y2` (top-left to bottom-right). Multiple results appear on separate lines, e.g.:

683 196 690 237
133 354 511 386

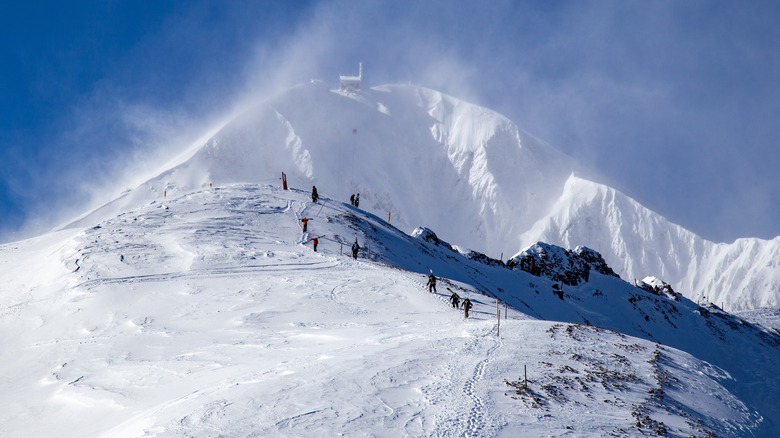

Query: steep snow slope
61 80 777 310
4 184 778 436
521 175 780 310
352 200 780 436
64 81 578 262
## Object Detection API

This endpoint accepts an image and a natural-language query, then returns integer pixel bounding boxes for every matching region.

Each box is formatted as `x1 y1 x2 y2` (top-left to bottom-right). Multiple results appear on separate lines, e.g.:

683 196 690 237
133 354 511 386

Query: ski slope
1 183 778 437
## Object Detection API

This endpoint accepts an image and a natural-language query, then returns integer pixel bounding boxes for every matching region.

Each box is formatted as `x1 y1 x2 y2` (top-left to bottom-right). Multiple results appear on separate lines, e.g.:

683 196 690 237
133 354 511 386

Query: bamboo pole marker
524 365 528 390
496 299 500 337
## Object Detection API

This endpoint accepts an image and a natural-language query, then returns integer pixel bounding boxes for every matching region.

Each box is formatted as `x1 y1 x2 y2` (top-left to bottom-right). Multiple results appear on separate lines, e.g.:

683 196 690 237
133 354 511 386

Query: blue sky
1 0 779 243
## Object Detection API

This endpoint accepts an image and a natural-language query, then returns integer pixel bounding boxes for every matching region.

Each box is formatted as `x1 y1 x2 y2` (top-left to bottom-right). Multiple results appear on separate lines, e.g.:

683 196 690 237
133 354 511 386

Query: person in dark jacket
427 273 437 293
311 186 319 203
450 292 460 308
351 239 360 259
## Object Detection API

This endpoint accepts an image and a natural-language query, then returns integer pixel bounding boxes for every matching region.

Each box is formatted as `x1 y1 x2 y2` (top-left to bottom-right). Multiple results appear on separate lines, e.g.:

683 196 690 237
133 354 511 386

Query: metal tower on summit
339 62 363 92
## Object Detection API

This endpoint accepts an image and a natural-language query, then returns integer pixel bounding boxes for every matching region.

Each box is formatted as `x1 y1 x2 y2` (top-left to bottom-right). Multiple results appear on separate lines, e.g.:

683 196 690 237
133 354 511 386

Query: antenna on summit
339 62 363 93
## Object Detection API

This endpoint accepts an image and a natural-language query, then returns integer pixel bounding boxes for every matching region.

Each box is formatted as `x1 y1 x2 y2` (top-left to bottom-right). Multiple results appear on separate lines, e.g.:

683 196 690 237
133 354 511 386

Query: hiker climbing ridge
427 273 437 293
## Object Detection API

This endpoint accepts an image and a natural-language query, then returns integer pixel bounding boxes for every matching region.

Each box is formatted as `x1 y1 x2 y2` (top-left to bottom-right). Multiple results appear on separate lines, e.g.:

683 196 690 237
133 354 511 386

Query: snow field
0 183 774 436
58 81 780 313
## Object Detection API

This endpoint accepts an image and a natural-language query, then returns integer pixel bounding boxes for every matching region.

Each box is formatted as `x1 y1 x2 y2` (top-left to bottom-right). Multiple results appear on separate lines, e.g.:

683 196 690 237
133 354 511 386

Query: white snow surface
3 183 780 437
64 81 577 273
59 81 778 311
520 175 780 311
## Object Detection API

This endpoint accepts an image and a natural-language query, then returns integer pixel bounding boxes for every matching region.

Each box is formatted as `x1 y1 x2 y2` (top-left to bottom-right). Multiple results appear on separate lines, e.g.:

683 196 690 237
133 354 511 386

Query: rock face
411 227 505 268
521 175 780 311
576 246 620 278
638 276 681 301
411 230 620 287
509 242 619 286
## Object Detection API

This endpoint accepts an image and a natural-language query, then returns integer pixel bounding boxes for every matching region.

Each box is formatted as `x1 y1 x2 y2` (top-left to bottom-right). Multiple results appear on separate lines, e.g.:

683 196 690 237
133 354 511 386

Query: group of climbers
449 292 473 318
301 186 320 251
349 193 360 208
306 184 476 320
304 186 361 258
428 272 473 318
299 216 319 251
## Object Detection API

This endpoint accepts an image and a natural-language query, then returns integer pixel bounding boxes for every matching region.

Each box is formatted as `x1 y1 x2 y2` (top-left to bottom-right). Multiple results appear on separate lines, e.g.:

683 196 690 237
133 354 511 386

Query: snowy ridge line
70 259 341 289
2 181 778 436
522 175 780 310
57 81 778 312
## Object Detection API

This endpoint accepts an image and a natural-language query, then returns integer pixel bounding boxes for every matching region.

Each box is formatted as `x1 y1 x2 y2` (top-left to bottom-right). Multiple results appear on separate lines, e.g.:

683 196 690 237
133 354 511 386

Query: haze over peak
4 1 780 249
62 80 778 311
71 81 580 258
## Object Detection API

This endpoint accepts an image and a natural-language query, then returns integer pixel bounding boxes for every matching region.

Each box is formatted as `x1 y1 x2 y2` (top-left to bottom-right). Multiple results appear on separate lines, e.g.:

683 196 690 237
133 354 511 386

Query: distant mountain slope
61 80 778 310
521 175 780 310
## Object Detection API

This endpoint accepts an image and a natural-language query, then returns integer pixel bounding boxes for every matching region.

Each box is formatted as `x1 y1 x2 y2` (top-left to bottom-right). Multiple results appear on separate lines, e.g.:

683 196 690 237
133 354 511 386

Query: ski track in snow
461 329 503 437
427 323 505 438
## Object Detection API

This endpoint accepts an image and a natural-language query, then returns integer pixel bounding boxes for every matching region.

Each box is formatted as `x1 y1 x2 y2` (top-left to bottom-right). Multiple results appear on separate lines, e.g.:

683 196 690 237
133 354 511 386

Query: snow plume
4 0 780 249
4 1 777 312
0 98 213 243
2 0 497 244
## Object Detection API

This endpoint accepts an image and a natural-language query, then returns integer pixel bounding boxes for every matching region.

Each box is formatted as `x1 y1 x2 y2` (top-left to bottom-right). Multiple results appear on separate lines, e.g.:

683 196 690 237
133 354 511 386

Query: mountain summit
66 80 778 310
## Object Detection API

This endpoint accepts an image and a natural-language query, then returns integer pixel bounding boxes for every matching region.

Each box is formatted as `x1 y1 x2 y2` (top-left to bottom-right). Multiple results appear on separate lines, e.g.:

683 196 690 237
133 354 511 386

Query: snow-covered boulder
638 276 681 301
411 227 455 252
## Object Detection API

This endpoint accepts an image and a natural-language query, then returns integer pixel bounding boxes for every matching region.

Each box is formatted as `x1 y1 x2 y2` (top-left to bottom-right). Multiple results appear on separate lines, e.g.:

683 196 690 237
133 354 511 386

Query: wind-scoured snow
59 81 777 311
63 81 578 268
2 183 779 437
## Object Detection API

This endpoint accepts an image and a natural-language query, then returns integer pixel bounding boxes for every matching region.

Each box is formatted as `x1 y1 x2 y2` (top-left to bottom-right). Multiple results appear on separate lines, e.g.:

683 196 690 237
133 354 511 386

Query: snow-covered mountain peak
59 79 777 312
67 81 577 259
522 174 780 310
